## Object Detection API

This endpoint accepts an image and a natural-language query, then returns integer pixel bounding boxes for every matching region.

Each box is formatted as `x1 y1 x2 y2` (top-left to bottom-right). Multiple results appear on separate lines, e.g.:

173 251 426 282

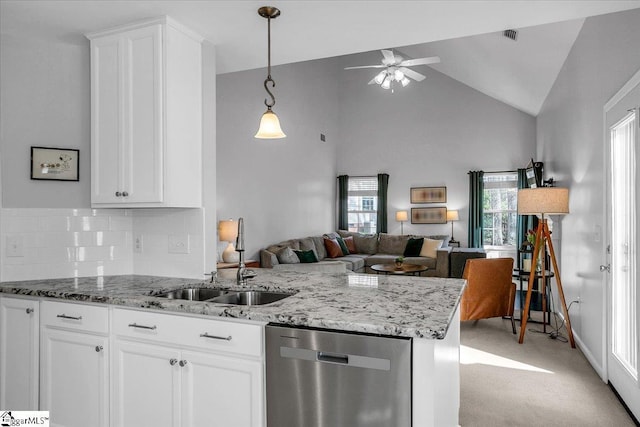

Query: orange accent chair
461 258 517 334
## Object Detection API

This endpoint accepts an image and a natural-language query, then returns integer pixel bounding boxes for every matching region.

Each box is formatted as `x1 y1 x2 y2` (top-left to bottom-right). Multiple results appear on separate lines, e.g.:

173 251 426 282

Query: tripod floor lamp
517 187 575 348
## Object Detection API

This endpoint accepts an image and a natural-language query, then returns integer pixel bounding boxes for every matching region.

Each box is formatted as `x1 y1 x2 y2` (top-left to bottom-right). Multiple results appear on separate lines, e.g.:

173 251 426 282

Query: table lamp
446 210 460 245
517 187 574 348
218 219 239 263
396 210 408 235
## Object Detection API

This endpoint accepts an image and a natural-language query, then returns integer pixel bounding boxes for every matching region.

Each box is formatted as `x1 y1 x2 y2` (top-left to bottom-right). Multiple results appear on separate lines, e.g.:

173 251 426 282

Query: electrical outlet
133 234 143 253
168 234 190 254
6 236 24 257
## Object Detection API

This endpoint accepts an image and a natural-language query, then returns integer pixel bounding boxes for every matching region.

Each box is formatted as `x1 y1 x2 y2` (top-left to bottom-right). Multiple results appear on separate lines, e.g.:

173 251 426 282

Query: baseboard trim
556 311 607 381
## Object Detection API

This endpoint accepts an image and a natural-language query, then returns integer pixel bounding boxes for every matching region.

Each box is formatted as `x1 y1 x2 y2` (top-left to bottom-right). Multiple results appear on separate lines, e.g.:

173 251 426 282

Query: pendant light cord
263 15 276 109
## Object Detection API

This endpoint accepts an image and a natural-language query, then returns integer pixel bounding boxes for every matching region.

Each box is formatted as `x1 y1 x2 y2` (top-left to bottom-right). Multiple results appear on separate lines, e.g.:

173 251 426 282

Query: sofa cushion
334 254 367 272
420 238 443 258
343 236 357 254
294 249 318 263
310 236 327 260
365 254 397 266
276 247 300 264
378 233 409 254
299 237 318 259
273 260 347 273
403 237 424 257
337 230 378 254
335 236 350 255
324 238 343 258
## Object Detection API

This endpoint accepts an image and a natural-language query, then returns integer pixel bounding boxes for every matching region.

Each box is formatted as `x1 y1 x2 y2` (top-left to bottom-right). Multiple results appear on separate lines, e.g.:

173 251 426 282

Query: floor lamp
396 210 408 235
517 188 575 348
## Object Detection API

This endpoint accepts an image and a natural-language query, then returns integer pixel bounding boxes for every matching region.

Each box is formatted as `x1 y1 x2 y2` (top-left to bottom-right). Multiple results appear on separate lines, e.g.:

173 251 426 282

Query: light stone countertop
0 269 465 339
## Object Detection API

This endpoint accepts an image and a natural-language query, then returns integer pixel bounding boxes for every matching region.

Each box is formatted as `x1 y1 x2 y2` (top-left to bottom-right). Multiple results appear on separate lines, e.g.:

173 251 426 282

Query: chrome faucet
236 217 248 285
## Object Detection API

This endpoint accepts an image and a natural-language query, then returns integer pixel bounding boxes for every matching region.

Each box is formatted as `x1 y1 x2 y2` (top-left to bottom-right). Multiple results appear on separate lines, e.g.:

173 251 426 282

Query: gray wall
0 33 91 207
536 8 640 377
337 50 537 245
216 58 341 260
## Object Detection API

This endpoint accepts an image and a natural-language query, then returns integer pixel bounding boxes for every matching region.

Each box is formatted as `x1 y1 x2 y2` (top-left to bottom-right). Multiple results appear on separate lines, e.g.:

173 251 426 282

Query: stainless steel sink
156 288 224 301
209 291 293 306
156 288 293 305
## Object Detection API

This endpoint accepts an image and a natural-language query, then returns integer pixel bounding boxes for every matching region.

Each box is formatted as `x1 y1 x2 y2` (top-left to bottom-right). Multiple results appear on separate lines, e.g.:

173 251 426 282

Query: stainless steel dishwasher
265 324 412 427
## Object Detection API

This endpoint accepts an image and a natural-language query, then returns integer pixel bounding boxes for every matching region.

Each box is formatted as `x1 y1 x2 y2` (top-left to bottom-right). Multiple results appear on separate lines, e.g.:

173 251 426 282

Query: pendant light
255 6 286 139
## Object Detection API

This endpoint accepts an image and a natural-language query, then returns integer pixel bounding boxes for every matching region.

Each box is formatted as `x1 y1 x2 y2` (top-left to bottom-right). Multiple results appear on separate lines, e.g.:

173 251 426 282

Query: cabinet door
90 34 123 204
181 351 264 427
112 340 180 427
0 297 39 410
40 329 108 427
122 24 163 203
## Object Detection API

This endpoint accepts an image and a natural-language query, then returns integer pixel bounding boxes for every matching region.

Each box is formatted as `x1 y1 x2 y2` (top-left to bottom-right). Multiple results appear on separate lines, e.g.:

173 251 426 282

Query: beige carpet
459 316 636 427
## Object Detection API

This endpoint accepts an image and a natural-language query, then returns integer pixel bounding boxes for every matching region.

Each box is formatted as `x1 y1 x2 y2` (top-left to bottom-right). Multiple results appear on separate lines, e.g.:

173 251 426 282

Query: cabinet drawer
112 309 263 358
41 301 109 335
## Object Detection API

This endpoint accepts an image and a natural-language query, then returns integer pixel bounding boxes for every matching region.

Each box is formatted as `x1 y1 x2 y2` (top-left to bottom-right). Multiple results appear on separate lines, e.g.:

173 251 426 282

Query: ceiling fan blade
381 49 396 65
400 67 426 82
344 65 386 70
367 77 378 85
399 56 441 67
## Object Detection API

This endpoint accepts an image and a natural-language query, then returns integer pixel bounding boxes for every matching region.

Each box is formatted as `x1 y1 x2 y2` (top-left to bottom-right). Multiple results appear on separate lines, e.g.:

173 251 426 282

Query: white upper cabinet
87 17 203 207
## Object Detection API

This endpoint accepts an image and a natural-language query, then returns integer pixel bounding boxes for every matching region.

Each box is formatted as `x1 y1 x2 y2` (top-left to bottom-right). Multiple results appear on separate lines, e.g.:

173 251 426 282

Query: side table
512 269 554 329
217 260 260 269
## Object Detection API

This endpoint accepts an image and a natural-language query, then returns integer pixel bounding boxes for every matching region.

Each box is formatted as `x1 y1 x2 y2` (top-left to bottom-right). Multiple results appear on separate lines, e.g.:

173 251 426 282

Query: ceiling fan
344 49 440 90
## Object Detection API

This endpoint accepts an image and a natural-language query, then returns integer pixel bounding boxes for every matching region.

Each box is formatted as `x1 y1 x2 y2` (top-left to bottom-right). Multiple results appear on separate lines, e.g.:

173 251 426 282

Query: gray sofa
259 231 452 277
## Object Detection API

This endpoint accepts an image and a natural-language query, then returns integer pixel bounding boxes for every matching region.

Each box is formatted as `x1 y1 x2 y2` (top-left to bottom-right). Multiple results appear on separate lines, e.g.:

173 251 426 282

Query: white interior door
605 70 640 421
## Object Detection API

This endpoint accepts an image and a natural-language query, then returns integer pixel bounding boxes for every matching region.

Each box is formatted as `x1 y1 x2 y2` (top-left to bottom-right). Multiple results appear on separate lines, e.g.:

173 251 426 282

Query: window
347 177 378 233
483 172 518 257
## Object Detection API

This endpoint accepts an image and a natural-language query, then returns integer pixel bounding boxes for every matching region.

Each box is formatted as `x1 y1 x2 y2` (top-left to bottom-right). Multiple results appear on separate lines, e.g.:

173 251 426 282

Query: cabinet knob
169 358 178 366
25 308 34 314
115 191 122 197
95 345 103 352
122 191 129 197
179 360 188 367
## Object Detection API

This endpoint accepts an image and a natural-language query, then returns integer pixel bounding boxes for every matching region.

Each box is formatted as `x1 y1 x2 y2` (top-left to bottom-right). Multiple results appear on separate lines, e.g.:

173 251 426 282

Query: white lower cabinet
0 296 39 410
40 301 109 427
111 308 265 427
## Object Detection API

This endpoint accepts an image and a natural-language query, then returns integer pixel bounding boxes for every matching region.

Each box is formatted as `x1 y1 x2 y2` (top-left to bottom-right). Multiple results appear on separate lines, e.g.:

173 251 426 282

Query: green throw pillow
294 249 318 263
403 237 424 257
335 236 350 255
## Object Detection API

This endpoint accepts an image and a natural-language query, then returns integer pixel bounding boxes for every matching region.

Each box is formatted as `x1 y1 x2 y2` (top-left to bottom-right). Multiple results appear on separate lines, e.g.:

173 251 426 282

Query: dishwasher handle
317 351 349 365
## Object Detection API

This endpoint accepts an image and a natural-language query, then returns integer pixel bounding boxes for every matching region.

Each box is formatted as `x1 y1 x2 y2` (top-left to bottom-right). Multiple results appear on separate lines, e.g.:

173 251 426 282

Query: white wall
536 8 640 377
0 33 91 208
216 58 341 260
337 51 537 245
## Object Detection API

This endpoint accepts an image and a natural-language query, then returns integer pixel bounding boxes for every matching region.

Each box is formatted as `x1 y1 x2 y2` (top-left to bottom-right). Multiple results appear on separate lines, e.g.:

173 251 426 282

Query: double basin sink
156 288 293 306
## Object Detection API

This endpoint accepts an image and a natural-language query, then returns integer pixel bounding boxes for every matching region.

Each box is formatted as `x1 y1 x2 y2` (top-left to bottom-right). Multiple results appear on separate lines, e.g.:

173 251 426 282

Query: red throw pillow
343 236 357 254
324 238 343 258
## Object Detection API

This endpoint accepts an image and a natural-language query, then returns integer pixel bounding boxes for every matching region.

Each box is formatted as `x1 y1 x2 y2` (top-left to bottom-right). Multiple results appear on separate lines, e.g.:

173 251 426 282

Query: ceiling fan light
381 77 391 90
374 71 386 85
394 70 405 81
255 109 286 139
401 77 410 87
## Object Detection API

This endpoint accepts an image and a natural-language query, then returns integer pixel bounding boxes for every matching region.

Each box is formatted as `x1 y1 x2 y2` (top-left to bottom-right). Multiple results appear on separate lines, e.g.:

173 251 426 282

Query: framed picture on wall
410 186 447 203
30 147 79 181
411 207 447 224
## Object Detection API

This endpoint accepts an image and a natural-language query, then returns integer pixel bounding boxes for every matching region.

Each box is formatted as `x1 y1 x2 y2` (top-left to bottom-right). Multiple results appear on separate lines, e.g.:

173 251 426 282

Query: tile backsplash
0 208 205 281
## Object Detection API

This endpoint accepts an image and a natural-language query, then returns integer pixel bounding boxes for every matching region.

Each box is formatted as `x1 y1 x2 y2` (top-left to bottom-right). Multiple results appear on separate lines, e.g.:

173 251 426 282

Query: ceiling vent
503 29 518 41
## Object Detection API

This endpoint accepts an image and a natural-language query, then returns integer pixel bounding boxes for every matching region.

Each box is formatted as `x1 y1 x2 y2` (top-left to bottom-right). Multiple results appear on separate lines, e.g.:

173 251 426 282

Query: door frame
601 68 640 382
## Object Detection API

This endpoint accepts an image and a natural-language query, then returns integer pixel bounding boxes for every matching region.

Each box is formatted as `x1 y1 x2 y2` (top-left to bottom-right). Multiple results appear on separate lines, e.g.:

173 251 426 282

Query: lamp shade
395 211 408 222
218 220 238 242
446 210 460 221
255 110 286 139
518 188 569 215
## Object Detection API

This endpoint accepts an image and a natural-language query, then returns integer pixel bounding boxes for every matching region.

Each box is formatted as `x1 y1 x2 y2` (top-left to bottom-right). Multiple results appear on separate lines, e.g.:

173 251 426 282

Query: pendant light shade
255 109 286 139
255 6 286 139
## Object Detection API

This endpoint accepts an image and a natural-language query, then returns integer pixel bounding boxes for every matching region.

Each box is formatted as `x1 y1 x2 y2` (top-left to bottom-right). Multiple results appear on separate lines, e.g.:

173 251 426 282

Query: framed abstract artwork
411 207 447 224
410 186 446 204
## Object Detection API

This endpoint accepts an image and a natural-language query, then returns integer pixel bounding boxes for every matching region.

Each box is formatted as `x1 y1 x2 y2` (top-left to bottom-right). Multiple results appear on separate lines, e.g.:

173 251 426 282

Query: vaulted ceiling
2 1 638 116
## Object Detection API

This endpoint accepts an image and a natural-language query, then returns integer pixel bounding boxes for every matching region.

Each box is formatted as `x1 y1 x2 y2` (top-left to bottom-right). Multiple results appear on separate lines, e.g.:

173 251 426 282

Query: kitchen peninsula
0 270 464 426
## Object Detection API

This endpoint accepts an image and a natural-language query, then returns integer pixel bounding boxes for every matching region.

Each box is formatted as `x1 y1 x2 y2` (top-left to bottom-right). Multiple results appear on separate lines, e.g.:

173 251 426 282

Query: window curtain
376 173 389 233
337 175 349 231
516 168 538 246
468 171 484 248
